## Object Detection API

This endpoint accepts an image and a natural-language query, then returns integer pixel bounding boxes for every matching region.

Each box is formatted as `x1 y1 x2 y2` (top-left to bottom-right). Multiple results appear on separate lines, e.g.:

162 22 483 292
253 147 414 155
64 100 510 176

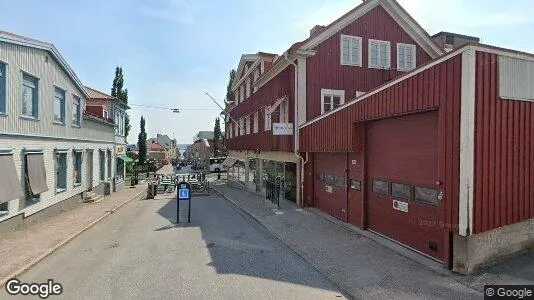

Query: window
279 99 289 123
245 78 251 98
228 123 233 138
320 89 345 114
0 152 23 212
239 85 244 102
245 116 250 134
372 180 389 195
414 186 439 206
369 39 391 69
391 182 411 199
21 72 39 118
73 151 82 185
253 69 260 92
0 62 6 114
55 152 67 192
253 111 259 133
264 106 271 130
103 109 108 120
107 150 112 179
53 87 65 124
350 180 361 191
234 91 238 103
340 35 362 66
72 95 81 126
234 122 239 137
397 43 416 71
116 157 125 182
24 153 47 202
99 150 106 181
0 202 7 215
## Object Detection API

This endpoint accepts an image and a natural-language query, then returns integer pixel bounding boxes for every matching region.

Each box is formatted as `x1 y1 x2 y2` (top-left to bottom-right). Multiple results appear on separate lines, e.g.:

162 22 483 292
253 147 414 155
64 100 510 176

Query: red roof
84 86 113 100
148 141 166 150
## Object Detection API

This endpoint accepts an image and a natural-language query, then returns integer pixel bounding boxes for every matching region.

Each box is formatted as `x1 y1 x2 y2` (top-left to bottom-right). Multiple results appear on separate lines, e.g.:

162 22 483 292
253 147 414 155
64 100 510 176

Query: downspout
283 51 307 207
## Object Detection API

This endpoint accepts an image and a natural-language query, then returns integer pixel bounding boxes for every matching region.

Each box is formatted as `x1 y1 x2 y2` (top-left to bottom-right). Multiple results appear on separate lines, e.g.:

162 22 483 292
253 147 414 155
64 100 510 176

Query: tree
224 69 236 106
213 117 222 156
138 116 147 165
111 66 131 137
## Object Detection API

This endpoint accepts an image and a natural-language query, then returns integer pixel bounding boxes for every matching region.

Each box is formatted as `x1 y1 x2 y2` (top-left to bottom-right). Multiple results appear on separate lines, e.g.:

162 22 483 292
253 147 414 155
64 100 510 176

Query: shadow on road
154 191 343 294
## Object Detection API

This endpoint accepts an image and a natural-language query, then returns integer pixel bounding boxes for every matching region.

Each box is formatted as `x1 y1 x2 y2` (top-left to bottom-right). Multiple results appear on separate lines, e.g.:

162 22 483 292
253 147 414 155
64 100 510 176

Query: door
86 150 93 191
366 112 443 261
313 153 347 221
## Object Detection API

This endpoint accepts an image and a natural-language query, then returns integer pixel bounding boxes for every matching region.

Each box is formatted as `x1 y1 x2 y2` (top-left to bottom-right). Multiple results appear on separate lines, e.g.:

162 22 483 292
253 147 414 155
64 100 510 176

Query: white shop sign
272 123 294 135
392 199 408 213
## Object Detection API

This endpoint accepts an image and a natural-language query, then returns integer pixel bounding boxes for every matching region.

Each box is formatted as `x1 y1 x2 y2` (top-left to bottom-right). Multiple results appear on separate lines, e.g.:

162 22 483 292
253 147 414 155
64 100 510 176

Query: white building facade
0 31 117 232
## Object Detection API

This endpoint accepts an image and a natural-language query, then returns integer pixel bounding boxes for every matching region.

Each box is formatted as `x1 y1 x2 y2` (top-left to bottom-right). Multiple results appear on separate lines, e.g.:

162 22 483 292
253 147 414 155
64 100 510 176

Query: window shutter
370 42 379 67
398 45 405 70
350 38 359 65
341 37 350 64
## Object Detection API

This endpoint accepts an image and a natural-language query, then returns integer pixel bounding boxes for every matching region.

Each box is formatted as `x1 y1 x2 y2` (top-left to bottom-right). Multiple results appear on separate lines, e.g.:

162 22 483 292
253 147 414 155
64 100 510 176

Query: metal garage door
366 112 443 261
313 153 347 221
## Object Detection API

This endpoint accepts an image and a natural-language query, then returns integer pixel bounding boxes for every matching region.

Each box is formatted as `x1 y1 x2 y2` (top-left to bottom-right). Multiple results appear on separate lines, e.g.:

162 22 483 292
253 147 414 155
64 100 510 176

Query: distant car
209 157 227 173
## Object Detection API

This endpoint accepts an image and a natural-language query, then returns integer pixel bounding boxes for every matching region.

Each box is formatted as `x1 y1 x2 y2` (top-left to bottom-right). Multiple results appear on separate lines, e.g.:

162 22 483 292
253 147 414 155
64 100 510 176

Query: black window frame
414 186 439 206
372 180 390 195
391 182 411 200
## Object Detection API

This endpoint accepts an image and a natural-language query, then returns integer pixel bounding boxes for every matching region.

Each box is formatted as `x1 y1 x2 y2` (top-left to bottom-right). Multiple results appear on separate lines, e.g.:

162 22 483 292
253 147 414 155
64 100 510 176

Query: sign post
177 181 191 223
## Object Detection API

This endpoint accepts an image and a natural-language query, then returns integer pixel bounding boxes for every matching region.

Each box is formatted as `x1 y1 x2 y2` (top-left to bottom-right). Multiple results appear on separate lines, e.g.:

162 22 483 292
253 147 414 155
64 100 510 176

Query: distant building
192 131 214 142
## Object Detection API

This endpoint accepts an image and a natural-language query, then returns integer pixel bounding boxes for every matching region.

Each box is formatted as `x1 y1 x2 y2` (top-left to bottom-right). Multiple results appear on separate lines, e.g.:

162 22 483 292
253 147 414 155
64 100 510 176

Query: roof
431 31 480 42
147 140 166 150
232 52 279 91
84 86 130 109
255 0 443 88
0 30 90 99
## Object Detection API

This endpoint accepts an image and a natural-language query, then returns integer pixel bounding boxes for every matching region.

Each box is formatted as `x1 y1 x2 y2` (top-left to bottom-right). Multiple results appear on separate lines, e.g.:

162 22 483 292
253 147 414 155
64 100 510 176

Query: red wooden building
224 0 442 205
299 44 534 273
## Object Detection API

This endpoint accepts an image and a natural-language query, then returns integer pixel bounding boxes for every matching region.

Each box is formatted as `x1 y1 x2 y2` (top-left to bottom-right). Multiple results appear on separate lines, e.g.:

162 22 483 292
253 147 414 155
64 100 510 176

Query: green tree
111 66 131 137
213 117 222 156
224 69 236 106
138 116 147 164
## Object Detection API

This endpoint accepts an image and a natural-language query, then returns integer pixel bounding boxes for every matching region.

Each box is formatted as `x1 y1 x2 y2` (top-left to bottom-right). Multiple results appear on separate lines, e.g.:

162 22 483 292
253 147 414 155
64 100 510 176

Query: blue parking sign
179 188 189 200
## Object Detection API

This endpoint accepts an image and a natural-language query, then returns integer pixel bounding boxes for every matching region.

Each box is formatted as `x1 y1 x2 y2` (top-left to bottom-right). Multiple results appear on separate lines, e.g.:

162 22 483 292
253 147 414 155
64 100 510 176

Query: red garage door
366 112 443 261
314 153 347 221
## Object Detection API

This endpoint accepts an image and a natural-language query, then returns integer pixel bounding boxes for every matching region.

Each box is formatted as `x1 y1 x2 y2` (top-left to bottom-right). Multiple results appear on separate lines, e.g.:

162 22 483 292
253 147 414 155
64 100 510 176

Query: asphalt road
2 187 346 299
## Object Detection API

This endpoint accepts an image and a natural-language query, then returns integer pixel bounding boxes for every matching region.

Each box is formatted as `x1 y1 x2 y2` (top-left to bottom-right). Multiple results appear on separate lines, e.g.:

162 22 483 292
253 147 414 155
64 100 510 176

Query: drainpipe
283 51 307 207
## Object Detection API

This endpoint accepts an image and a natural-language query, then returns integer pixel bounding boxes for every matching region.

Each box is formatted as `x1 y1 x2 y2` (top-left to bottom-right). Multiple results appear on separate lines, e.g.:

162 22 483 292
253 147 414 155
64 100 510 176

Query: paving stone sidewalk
0 183 148 286
212 182 490 300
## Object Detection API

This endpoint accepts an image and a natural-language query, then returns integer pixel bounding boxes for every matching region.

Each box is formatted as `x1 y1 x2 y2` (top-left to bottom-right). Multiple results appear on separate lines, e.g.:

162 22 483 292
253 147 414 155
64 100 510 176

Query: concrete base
0 192 85 234
453 218 534 274
91 182 106 196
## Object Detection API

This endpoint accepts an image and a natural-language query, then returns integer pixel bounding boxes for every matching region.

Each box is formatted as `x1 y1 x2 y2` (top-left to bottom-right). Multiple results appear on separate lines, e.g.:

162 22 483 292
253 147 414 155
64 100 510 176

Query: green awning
118 155 134 163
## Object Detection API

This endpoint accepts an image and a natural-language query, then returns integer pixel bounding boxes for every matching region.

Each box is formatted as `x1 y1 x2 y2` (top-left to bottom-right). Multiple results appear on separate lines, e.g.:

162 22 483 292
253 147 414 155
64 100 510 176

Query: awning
26 153 48 195
222 157 237 168
118 155 133 163
0 154 23 204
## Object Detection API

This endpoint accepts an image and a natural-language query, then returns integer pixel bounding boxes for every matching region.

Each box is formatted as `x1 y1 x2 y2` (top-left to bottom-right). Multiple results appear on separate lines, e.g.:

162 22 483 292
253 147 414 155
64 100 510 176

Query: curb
0 187 147 287
211 185 356 300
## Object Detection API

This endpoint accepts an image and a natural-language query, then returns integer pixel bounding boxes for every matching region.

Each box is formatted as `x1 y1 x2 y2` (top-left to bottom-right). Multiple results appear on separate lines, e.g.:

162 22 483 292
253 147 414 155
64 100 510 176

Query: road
2 170 346 299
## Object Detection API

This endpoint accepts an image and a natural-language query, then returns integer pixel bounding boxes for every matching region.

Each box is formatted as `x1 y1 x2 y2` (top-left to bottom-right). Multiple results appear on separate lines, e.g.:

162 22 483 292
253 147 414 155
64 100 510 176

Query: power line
129 103 220 111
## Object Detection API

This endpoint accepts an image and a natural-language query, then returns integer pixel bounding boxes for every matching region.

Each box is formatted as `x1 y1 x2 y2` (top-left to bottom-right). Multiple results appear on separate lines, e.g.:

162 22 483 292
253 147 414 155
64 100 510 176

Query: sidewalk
0 182 148 287
212 182 485 299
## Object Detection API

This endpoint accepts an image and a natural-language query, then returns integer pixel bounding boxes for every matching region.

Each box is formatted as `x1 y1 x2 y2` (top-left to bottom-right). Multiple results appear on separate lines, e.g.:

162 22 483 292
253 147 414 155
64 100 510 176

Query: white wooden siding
0 137 115 222
499 55 534 101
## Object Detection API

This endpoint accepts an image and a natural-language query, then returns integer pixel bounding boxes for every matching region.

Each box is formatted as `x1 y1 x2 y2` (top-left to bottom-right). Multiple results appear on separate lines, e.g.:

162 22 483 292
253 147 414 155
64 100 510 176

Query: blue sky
1 0 533 144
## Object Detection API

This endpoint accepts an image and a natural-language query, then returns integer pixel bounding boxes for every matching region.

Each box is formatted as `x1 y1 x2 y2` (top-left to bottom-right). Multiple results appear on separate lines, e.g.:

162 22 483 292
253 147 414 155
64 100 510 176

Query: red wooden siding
306 5 433 121
472 52 534 234
226 66 294 152
313 153 347 221
301 54 462 233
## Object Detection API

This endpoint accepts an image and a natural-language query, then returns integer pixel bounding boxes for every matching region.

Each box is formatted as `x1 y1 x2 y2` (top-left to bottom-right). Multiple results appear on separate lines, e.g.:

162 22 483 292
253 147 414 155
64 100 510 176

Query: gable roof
0 30 90 99
84 86 130 109
256 0 443 88
232 52 278 92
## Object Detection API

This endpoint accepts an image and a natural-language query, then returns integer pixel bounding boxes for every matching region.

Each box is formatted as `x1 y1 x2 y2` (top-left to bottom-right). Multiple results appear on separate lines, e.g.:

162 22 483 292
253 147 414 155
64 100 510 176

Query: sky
1 0 533 145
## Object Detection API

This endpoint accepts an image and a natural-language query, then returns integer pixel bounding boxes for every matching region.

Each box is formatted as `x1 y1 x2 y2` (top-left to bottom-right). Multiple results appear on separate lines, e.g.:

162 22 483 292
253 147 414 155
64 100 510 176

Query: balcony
226 130 293 152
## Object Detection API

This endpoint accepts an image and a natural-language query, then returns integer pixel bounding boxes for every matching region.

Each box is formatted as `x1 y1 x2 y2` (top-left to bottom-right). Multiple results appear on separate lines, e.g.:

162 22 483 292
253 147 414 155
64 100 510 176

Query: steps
83 191 103 203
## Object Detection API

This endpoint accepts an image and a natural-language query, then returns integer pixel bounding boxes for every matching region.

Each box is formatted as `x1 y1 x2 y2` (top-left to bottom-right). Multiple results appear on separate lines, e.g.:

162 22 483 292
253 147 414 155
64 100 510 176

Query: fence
265 177 282 209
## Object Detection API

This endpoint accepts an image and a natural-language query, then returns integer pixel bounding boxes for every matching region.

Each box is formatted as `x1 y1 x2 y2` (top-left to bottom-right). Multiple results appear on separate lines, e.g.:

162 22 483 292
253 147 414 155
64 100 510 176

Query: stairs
83 191 103 203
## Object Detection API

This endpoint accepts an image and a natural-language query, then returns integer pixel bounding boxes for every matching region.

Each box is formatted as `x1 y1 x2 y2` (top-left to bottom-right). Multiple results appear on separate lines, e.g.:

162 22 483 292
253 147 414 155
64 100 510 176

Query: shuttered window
340 35 362 66
0 152 23 206
397 43 416 71
369 39 391 69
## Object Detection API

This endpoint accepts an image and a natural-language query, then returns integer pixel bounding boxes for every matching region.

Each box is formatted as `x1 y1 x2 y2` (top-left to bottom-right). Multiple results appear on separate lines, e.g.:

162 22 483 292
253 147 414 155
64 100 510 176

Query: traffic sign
179 188 189 199
176 181 191 223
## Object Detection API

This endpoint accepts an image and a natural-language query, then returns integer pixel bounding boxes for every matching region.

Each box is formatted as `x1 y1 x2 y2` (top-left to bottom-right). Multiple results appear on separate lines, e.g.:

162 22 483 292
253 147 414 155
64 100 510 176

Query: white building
0 30 117 232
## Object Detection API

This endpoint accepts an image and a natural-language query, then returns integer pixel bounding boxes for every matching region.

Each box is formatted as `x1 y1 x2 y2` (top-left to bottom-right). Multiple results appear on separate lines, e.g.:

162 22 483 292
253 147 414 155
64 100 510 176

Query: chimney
310 25 326 37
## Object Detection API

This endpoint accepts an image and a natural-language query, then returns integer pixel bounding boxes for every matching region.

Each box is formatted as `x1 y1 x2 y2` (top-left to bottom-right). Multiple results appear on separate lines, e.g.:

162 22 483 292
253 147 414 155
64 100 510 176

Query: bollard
217 173 221 180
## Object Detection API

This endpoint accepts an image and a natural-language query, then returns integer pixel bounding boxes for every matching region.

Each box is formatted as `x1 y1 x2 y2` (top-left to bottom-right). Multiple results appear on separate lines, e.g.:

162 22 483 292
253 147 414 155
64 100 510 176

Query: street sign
272 123 294 135
176 181 191 223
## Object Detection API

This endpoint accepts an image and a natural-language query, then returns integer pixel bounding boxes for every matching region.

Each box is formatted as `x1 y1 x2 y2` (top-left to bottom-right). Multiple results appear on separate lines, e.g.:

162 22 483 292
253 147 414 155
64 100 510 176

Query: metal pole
188 198 191 223
176 193 180 223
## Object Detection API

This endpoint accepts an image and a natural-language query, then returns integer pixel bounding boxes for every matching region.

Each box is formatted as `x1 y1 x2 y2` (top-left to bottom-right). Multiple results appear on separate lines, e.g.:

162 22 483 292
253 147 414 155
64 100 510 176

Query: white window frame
239 85 244 103
239 118 244 135
340 35 362 66
72 95 81 127
234 91 238 104
234 122 239 137
229 123 233 138
264 106 271 131
320 89 345 114
253 111 259 133
103 108 109 120
245 116 251 134
279 99 289 123
73 150 83 186
397 43 416 72
245 78 251 98
53 87 66 124
368 39 391 69
21 72 39 119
